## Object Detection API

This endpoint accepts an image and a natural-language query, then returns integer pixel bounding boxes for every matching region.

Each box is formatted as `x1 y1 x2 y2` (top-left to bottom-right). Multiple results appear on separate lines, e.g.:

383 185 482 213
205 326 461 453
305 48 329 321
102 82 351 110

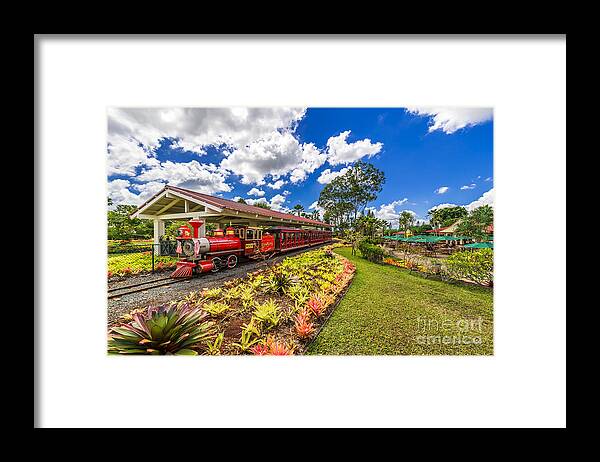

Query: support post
153 219 165 256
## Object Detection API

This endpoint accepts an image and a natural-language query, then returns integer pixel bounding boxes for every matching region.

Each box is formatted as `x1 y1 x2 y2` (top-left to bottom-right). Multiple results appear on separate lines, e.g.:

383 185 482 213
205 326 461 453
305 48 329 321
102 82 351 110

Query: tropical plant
263 269 298 295
456 205 494 242
206 332 224 355
427 205 468 229
293 204 305 216
249 343 270 355
357 240 385 263
239 285 256 311
267 337 295 355
307 296 326 318
201 287 223 300
286 284 310 306
232 318 262 353
445 248 493 286
202 301 230 316
253 299 281 328
108 304 217 355
399 210 416 235
294 310 315 339
251 335 294 355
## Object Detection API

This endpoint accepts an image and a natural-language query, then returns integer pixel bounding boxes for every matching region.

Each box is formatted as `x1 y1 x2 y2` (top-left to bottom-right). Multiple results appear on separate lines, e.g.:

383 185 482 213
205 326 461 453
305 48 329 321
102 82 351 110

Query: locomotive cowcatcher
170 218 332 278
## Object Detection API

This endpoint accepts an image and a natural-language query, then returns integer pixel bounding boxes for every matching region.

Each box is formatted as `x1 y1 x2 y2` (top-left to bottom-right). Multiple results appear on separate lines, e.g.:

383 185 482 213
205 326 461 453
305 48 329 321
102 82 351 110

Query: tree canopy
456 205 493 241
318 161 385 230
253 202 272 210
107 203 153 240
427 206 468 229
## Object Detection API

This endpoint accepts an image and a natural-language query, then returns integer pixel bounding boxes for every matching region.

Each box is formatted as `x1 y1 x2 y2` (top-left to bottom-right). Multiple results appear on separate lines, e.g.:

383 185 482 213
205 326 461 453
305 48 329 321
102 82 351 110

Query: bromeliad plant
232 318 262 353
202 301 231 316
263 268 298 295
307 296 326 318
206 332 224 355
108 303 217 355
253 299 281 328
294 309 315 339
251 335 294 355
201 287 223 300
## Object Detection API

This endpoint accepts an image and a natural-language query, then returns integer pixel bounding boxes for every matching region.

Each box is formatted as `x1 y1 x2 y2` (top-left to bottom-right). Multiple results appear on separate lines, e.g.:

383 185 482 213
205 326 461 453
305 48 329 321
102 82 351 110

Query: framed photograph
35 35 566 428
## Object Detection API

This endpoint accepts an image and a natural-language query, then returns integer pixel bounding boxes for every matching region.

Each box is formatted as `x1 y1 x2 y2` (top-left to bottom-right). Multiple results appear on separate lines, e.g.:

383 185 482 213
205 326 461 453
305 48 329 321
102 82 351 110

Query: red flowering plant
294 309 315 339
307 296 326 318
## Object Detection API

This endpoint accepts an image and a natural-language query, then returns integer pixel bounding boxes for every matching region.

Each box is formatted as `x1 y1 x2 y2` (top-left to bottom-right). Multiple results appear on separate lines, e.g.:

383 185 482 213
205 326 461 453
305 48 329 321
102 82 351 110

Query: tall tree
107 204 153 240
236 198 247 204
253 202 272 210
399 211 415 235
456 205 493 241
345 161 386 221
428 206 468 229
317 161 385 231
293 204 304 216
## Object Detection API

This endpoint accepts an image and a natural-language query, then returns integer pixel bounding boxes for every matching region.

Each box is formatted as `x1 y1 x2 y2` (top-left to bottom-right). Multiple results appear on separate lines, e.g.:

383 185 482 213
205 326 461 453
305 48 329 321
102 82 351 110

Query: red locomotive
170 218 332 278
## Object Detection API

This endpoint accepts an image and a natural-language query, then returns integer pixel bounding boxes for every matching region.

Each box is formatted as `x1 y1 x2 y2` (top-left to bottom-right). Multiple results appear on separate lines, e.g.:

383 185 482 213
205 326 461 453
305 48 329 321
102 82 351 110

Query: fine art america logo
415 317 483 346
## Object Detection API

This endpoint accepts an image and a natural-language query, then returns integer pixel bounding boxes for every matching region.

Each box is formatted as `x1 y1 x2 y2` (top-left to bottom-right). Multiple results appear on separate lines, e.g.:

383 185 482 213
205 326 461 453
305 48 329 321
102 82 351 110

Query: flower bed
107 252 178 278
108 246 356 355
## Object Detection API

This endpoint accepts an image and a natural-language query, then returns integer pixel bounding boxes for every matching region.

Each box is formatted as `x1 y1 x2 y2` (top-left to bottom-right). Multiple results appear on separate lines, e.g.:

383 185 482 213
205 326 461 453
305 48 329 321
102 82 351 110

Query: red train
170 218 332 278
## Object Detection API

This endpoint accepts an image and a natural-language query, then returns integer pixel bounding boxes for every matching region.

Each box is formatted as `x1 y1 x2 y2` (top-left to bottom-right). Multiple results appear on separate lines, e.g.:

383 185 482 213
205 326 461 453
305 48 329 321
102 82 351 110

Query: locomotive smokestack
188 218 204 239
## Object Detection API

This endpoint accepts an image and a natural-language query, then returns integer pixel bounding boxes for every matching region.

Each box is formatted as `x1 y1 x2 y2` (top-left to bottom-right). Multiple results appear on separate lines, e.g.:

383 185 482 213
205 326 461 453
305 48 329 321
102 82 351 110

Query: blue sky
107 107 493 225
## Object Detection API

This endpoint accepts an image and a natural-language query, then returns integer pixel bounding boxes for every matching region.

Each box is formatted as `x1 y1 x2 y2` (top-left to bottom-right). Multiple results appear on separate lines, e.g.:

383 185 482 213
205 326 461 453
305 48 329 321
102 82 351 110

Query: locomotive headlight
181 240 195 257
181 238 210 257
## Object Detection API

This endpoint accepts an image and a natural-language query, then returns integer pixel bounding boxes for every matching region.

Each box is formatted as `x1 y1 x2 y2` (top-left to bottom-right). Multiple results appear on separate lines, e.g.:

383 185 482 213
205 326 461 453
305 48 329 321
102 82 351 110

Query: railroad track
107 242 330 300
107 276 193 299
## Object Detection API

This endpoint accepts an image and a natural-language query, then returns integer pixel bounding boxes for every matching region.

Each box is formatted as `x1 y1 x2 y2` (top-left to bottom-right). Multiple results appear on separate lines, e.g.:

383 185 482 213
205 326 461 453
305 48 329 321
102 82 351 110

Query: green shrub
445 249 493 286
358 240 385 263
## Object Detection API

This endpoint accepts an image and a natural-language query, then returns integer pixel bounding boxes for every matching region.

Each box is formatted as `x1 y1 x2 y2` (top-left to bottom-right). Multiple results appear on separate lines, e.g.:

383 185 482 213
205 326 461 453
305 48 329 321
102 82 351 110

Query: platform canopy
130 185 330 245
130 185 331 254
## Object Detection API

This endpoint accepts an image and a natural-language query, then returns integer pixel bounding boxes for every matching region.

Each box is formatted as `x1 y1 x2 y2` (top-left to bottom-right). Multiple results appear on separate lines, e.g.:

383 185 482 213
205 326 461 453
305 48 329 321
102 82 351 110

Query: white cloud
245 197 268 207
220 132 326 185
108 107 306 155
460 183 476 190
435 186 449 194
309 200 324 220
428 203 458 213
485 176 493 182
326 130 383 166
247 188 265 197
269 194 288 211
107 179 165 207
245 193 289 212
317 167 350 184
136 160 232 195
107 135 160 176
266 179 287 190
465 188 494 211
406 107 493 134
366 199 409 223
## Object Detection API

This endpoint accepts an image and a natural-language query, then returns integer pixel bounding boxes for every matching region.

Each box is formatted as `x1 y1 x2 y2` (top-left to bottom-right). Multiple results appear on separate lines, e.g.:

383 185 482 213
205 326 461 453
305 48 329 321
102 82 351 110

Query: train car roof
266 226 331 232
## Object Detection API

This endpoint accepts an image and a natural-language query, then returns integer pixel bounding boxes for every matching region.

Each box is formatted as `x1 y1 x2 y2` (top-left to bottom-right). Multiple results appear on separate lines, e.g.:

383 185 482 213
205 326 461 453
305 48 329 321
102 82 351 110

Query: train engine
171 219 244 278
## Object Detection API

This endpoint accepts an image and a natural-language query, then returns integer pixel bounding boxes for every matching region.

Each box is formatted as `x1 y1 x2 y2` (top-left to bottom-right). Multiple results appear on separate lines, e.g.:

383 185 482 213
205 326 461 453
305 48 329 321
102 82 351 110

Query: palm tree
399 211 415 236
293 204 304 216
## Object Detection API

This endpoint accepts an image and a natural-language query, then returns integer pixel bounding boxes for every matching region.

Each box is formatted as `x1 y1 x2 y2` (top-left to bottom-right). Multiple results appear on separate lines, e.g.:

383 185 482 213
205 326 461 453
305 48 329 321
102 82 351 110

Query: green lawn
308 247 493 355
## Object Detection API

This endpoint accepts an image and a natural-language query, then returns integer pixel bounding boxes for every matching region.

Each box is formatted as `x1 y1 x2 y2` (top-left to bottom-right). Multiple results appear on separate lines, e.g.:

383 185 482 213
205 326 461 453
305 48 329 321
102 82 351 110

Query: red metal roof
158 185 332 228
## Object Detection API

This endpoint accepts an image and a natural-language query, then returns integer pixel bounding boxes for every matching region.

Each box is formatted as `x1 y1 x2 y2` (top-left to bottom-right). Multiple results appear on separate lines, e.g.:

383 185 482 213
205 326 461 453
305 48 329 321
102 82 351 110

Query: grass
307 247 493 355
